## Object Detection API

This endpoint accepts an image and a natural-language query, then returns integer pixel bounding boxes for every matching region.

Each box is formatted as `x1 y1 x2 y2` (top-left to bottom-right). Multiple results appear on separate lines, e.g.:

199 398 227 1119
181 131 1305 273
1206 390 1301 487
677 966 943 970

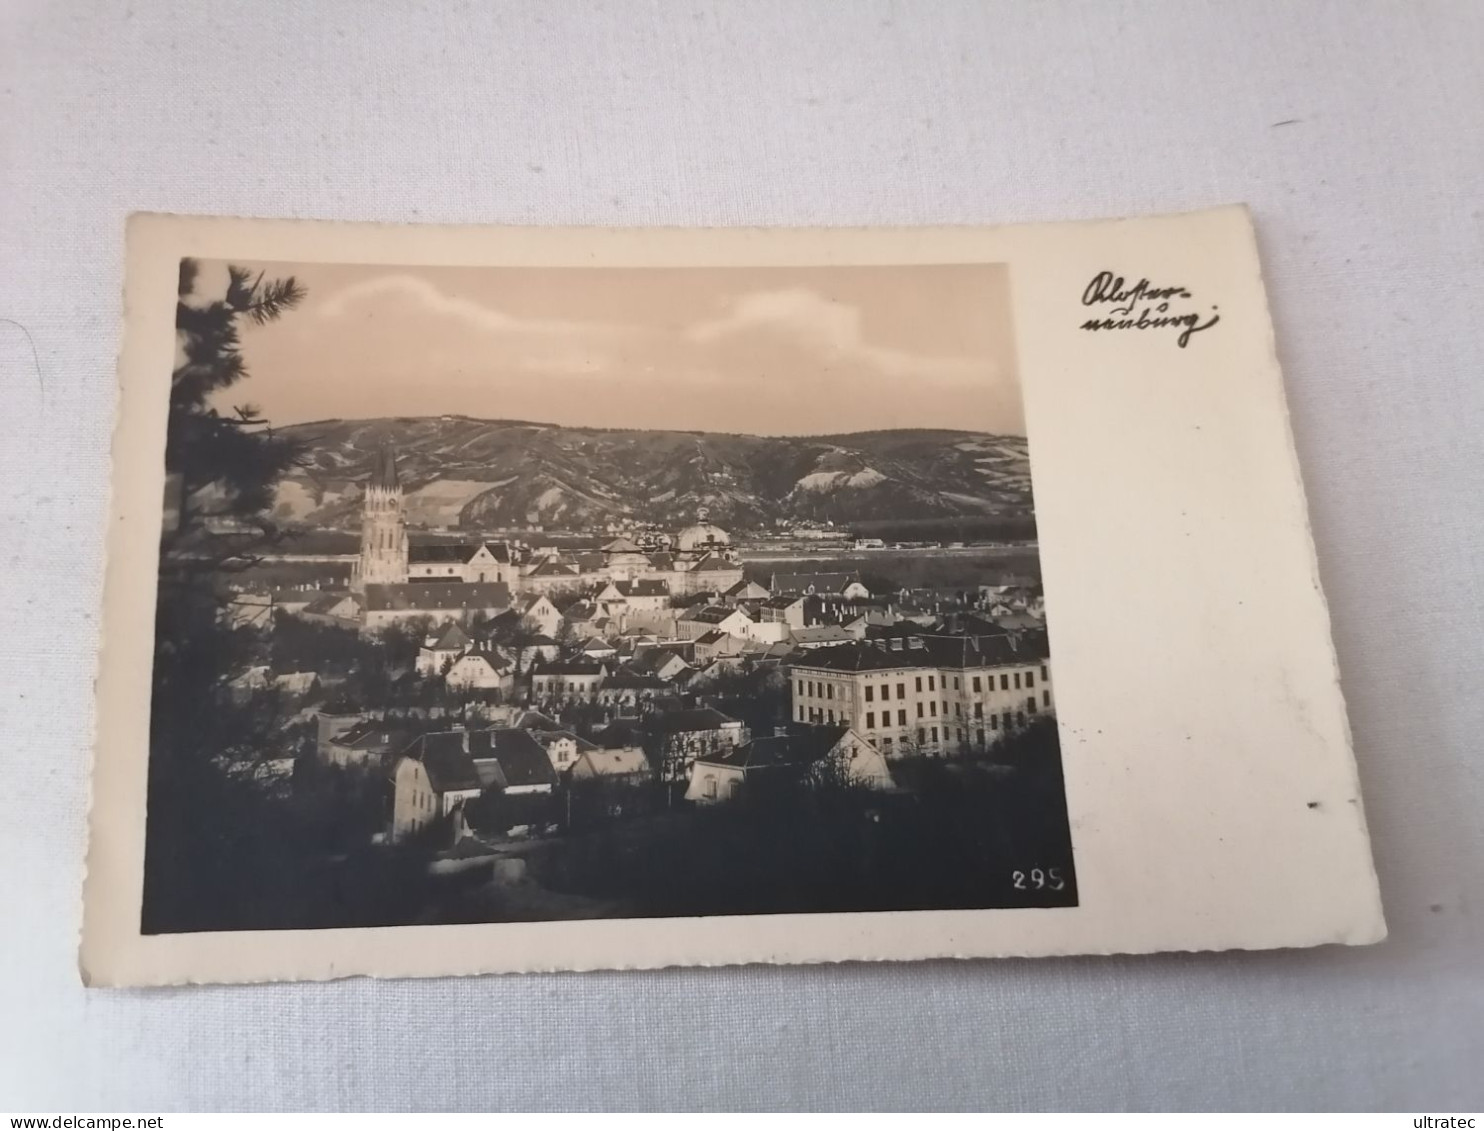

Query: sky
196 259 1023 437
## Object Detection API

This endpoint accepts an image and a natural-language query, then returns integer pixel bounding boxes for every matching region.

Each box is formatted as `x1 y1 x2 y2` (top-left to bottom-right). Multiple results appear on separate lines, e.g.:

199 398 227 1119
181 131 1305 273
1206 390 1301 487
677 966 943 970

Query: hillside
271 416 1034 530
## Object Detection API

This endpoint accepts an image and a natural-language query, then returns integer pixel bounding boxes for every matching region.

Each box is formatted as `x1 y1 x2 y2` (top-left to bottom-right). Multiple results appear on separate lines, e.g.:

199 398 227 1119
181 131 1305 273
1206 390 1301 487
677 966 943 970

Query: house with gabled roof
445 651 513 693
790 624 856 650
530 658 608 701
693 628 748 663
577 636 618 661
519 553 583 596
652 706 748 782
723 578 770 603
560 598 605 639
685 725 892 804
532 728 598 774
631 646 694 684
757 593 808 631
675 603 753 642
616 577 671 605
320 718 419 769
515 593 563 637
415 621 473 676
391 727 560 840
511 708 561 732
299 590 361 628
570 745 651 784
407 540 518 586
596 668 669 709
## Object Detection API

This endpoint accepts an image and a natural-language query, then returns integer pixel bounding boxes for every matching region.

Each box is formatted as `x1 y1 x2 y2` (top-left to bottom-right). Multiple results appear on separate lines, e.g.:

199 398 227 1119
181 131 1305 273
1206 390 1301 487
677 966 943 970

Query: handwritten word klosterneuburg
1080 271 1220 348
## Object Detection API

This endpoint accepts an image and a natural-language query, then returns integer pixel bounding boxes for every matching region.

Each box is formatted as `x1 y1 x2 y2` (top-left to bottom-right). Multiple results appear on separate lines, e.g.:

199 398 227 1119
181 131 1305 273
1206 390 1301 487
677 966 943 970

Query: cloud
318 274 635 340
685 287 991 382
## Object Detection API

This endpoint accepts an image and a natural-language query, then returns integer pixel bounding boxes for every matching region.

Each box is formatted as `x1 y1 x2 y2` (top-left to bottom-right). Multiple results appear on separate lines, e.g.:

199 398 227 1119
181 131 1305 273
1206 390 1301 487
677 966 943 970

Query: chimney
461 728 470 754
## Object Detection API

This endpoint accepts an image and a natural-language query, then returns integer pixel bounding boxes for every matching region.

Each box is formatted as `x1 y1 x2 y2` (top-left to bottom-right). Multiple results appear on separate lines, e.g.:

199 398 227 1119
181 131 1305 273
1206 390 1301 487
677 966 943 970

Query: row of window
798 690 1051 730
865 696 1042 732
862 716 1036 753
796 665 1051 705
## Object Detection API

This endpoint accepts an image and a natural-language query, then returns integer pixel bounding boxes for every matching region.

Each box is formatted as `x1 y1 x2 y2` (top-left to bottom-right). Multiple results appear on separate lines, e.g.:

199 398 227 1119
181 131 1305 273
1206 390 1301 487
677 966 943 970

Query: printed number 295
1012 867 1066 891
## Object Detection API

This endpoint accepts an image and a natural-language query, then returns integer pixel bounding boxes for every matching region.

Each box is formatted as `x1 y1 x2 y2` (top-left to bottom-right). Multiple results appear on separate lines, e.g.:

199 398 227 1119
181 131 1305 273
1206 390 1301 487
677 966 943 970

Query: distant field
847 515 1038 543
741 547 1041 590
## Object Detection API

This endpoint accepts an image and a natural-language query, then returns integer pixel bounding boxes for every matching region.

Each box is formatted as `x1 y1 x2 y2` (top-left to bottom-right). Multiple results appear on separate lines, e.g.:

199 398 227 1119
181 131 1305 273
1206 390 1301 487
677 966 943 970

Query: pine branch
242 276 306 325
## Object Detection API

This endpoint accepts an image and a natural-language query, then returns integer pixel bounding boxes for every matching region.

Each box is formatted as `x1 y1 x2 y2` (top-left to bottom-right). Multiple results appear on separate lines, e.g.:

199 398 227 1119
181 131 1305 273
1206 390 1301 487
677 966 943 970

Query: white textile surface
1 0 1481 1113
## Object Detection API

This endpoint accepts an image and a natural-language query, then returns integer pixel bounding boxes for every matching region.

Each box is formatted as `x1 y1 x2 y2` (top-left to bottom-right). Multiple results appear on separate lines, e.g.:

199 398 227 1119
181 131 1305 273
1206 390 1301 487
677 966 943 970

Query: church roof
370 445 399 491
363 582 511 612
408 542 481 564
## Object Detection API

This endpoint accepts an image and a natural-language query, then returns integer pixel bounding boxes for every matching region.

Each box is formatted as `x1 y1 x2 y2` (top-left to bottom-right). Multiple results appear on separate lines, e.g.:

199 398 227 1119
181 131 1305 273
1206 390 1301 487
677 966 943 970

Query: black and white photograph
143 255 1075 934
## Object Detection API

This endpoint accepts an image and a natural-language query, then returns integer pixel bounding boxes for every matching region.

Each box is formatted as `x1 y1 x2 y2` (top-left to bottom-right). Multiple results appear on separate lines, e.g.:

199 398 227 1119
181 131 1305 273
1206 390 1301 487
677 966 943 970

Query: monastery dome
676 511 730 552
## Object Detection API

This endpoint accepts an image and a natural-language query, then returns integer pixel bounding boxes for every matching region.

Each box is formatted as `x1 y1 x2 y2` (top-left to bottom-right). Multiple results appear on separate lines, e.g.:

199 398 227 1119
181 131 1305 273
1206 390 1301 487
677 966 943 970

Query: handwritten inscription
1080 270 1220 348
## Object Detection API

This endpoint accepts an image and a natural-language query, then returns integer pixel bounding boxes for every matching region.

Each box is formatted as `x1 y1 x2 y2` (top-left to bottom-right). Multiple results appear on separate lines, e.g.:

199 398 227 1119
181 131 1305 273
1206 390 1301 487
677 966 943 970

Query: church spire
370 444 400 492
352 441 408 594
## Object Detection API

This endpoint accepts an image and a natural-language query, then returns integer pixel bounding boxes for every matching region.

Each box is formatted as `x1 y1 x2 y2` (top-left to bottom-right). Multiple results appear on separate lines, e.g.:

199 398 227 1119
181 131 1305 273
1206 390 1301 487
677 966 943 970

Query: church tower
351 445 408 593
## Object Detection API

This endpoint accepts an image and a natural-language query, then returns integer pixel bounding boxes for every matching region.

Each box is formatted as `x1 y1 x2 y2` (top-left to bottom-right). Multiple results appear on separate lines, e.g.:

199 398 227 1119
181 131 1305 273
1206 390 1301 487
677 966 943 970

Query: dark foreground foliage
531 718 1076 919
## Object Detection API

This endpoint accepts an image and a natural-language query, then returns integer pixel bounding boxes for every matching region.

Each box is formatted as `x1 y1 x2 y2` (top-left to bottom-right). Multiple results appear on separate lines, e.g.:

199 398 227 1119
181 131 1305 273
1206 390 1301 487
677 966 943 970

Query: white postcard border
82 208 1385 985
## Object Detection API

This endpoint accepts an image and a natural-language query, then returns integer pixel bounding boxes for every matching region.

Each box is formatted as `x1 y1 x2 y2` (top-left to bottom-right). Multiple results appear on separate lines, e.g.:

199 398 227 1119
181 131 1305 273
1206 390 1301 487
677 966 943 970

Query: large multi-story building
787 630 1053 758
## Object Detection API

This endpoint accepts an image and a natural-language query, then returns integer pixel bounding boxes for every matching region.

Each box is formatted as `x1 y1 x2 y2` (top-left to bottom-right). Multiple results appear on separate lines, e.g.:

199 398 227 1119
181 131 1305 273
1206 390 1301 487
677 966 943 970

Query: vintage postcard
82 208 1384 986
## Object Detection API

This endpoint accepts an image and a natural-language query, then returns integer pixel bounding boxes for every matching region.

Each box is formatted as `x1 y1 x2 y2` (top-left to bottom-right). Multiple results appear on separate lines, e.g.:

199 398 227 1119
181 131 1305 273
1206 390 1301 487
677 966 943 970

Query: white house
757 594 808 631
578 636 619 661
391 727 560 841
533 729 597 774
693 629 748 663
530 659 608 701
723 579 771 603
298 591 361 627
445 651 514 693
415 622 473 676
518 594 564 638
685 726 893 804
613 578 671 613
654 707 748 781
675 603 754 642
633 648 692 684
790 624 855 649
570 746 651 782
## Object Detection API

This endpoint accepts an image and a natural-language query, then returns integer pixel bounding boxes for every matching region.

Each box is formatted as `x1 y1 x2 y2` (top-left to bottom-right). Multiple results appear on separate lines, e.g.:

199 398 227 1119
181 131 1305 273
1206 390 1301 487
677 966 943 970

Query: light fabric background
1 0 1480 1113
